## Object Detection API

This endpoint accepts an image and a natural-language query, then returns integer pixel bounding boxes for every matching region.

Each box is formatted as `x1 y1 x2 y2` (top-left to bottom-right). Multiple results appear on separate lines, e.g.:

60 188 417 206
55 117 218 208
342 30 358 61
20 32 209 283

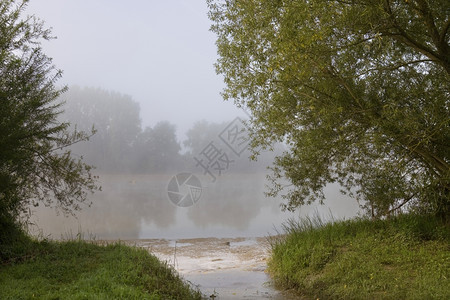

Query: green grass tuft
0 239 202 299
268 214 450 299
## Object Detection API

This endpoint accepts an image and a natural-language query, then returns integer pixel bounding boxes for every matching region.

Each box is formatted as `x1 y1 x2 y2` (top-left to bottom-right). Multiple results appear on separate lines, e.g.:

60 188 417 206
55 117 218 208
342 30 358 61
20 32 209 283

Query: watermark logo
167 114 251 206
194 141 234 182
167 173 202 207
219 117 251 156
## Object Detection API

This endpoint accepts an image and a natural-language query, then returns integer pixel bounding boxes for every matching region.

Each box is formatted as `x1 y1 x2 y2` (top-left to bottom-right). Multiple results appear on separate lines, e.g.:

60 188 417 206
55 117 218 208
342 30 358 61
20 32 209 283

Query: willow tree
208 0 449 217
0 0 97 240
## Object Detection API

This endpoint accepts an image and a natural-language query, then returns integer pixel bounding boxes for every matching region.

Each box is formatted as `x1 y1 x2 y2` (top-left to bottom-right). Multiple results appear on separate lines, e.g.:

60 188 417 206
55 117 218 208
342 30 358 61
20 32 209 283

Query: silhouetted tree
183 120 282 173
134 121 182 173
60 86 142 172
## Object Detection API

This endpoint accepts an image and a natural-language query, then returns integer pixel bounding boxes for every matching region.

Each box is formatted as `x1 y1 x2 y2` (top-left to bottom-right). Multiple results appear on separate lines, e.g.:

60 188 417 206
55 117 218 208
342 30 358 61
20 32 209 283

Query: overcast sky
26 0 242 133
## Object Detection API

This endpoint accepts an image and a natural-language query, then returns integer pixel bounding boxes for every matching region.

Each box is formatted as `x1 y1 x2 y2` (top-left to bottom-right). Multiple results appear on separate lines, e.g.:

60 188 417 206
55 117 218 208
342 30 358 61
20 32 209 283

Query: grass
0 237 202 299
268 213 450 300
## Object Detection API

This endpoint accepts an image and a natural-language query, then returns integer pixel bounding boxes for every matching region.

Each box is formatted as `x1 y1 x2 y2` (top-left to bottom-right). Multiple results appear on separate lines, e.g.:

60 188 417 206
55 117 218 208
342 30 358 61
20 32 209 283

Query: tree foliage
208 0 450 217
183 120 230 157
61 86 142 172
134 121 181 172
60 87 184 173
0 0 97 232
183 119 285 172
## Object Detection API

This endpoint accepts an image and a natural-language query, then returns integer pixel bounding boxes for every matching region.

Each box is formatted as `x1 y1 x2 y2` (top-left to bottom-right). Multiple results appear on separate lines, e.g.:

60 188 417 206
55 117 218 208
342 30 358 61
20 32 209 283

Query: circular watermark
167 173 202 207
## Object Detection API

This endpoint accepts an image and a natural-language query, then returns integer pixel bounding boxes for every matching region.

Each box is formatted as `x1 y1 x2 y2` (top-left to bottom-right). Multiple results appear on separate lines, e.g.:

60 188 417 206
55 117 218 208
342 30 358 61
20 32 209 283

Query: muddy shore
123 237 298 299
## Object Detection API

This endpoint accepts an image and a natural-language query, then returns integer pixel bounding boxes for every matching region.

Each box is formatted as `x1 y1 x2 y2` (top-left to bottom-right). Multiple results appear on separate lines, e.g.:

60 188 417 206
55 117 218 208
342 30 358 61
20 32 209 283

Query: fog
26 0 244 133
31 173 360 239
25 1 361 239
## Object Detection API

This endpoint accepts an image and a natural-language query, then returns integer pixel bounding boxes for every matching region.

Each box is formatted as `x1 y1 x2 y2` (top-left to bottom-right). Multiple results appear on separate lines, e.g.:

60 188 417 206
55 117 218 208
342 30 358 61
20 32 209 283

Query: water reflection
186 173 269 230
32 174 175 239
31 172 361 239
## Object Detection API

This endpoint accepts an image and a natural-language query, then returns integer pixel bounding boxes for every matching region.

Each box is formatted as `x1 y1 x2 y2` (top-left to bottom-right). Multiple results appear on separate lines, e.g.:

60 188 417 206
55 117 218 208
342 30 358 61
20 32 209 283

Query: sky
25 0 243 134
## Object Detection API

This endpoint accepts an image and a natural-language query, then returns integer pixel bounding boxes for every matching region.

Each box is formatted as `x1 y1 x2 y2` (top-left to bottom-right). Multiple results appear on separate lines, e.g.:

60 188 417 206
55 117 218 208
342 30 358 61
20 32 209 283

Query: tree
134 121 181 173
0 0 97 237
183 120 230 157
60 86 142 172
183 119 284 172
208 0 450 217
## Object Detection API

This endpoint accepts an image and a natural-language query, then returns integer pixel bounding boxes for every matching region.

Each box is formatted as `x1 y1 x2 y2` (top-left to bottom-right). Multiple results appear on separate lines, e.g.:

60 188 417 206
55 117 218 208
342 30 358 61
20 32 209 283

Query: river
29 172 360 298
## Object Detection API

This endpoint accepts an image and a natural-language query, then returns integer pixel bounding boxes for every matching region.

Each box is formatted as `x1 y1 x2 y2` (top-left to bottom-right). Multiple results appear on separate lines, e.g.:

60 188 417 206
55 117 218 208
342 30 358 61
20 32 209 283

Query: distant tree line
60 86 281 174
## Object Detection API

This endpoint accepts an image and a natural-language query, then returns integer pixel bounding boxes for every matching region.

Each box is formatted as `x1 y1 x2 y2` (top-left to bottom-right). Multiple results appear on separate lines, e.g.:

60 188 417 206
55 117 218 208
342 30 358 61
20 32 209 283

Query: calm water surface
30 172 360 299
31 173 360 239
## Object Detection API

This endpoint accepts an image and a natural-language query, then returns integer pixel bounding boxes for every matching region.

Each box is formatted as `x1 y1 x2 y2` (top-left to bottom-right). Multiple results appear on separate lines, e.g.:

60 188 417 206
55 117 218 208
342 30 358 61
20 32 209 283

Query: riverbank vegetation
0 3 199 298
209 2 450 296
0 226 202 300
208 0 449 218
268 214 450 299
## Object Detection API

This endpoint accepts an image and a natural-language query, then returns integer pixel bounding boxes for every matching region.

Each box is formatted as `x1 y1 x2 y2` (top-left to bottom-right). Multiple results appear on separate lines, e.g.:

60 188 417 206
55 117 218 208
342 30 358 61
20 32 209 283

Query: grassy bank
268 214 450 299
0 237 202 299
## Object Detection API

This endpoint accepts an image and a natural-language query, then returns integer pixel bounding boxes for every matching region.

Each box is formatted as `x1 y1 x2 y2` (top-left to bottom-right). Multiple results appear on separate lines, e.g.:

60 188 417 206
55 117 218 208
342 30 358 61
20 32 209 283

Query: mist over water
23 2 362 240
30 171 360 240
25 84 362 241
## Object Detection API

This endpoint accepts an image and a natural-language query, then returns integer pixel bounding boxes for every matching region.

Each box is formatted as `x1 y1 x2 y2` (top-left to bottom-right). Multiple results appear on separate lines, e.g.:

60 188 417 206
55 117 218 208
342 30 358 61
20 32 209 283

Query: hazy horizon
23 1 362 240
26 0 245 138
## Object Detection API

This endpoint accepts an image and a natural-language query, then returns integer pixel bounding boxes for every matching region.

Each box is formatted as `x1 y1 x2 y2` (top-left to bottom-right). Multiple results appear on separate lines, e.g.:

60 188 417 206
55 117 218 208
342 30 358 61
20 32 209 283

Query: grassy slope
268 214 450 300
0 239 202 300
